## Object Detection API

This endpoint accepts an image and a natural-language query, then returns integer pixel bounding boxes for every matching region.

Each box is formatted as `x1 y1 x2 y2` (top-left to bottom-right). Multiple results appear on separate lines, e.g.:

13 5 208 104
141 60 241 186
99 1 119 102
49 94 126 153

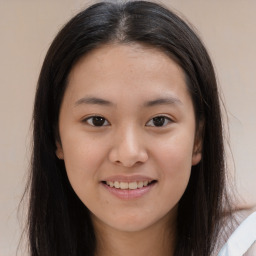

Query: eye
146 116 172 127
84 116 110 127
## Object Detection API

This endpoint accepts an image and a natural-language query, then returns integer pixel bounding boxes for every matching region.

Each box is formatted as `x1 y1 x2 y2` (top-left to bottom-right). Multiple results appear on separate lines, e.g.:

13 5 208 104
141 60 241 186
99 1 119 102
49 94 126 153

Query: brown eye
146 116 172 127
85 116 109 127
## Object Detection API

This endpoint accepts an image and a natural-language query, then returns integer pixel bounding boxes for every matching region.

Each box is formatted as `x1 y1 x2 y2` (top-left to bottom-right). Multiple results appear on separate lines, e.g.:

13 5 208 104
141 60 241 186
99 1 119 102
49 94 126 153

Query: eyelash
146 116 173 127
84 116 110 127
83 115 173 127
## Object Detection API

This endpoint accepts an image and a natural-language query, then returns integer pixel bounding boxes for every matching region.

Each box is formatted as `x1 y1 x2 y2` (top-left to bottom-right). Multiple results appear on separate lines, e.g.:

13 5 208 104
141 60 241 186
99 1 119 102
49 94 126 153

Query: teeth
114 181 120 188
137 181 143 188
128 181 137 190
106 180 153 190
107 181 114 187
120 182 129 189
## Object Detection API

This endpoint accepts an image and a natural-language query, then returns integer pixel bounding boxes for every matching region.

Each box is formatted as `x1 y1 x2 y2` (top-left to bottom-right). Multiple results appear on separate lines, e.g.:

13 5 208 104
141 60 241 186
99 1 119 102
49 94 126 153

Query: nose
108 125 148 167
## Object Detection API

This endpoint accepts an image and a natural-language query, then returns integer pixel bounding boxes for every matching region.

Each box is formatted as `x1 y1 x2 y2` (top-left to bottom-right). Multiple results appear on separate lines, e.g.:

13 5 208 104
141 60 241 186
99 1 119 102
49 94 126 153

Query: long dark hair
25 1 233 255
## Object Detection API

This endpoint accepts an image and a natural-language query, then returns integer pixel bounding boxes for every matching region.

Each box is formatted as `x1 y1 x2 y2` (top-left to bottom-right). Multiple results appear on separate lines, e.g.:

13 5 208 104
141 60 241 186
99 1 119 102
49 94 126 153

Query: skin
56 43 202 256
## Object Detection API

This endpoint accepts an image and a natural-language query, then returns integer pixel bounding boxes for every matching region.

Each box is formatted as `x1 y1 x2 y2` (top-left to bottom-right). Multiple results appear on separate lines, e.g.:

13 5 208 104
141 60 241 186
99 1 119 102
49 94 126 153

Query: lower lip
102 182 156 200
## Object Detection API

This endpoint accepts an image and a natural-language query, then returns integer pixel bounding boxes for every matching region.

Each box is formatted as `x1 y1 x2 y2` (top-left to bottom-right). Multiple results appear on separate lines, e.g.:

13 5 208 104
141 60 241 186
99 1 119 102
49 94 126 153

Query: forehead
65 43 191 107
70 43 185 79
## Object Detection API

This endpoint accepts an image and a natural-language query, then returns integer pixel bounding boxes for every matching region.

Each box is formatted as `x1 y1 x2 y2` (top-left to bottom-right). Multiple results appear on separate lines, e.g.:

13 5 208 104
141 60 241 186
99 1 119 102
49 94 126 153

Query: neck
93 212 177 256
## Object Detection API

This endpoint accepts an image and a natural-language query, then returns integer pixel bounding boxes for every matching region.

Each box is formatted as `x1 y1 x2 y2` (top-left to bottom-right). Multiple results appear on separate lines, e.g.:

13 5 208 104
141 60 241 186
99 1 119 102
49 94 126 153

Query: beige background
0 0 255 255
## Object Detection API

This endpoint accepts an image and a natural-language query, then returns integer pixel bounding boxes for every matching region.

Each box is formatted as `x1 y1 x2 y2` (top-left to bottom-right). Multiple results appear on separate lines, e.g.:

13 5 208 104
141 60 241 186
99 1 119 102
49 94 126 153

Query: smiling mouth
102 180 157 190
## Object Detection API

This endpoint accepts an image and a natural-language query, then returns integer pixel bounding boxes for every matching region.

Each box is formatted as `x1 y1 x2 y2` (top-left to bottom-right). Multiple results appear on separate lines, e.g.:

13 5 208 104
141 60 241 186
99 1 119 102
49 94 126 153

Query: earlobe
192 121 203 166
56 141 64 159
192 151 202 166
192 139 202 165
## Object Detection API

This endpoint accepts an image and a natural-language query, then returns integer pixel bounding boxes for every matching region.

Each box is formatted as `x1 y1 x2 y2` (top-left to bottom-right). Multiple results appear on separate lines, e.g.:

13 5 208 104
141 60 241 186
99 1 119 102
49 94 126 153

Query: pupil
92 117 105 126
153 117 165 126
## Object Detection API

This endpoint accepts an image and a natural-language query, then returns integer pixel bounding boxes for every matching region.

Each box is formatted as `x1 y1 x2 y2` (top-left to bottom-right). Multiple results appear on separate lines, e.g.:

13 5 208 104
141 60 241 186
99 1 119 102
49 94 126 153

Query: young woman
25 1 255 255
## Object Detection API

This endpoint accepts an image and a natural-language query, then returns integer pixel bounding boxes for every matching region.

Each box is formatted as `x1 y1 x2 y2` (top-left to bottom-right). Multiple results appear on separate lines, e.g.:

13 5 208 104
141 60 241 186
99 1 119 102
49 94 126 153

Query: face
56 43 202 233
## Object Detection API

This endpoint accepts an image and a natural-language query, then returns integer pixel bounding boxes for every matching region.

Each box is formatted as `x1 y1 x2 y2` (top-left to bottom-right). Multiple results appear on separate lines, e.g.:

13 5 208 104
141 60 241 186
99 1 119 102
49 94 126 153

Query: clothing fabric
218 212 256 256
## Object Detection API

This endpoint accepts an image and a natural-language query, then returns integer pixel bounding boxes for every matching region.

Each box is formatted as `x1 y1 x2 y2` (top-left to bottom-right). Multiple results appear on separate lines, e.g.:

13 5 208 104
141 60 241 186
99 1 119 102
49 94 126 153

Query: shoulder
216 206 256 256
244 242 256 256
242 207 256 256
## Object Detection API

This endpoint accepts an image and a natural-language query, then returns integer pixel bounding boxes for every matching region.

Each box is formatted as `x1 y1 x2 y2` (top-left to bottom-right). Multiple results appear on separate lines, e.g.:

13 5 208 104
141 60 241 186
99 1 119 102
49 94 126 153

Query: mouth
102 180 157 190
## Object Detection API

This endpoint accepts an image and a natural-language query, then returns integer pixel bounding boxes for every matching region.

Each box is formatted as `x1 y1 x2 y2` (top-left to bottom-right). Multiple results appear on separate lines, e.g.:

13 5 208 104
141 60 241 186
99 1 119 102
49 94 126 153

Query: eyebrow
74 96 182 107
143 97 182 107
75 96 114 107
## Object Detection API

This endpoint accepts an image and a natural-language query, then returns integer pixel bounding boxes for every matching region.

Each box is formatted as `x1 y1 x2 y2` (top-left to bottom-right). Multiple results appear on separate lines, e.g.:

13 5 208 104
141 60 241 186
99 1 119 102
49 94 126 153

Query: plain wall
0 0 255 255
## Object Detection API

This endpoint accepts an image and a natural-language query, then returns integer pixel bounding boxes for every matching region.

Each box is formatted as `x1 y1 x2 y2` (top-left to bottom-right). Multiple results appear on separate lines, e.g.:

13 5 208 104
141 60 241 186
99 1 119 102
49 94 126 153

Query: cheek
60 131 107 198
159 147 192 188
152 133 194 200
62 128 105 168
156 132 194 172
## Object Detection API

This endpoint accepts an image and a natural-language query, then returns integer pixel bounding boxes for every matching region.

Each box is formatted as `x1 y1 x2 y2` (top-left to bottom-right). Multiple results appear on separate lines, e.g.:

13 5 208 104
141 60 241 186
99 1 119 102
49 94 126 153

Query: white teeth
120 182 129 189
137 181 144 188
128 181 137 190
105 180 153 189
106 181 114 187
114 181 120 188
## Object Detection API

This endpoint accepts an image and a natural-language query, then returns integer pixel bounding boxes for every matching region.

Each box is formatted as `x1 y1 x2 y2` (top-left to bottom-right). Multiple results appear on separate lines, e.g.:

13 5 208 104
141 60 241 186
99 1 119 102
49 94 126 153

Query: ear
192 121 203 166
192 145 202 166
56 141 64 159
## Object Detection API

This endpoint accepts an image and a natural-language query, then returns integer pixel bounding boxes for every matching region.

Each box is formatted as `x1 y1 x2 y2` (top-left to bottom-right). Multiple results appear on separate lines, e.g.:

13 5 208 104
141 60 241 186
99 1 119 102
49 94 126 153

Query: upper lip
102 175 157 182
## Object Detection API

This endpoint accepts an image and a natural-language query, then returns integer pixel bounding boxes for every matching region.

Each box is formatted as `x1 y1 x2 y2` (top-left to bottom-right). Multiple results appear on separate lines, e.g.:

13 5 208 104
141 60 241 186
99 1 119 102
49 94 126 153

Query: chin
109 219 154 233
98 210 171 233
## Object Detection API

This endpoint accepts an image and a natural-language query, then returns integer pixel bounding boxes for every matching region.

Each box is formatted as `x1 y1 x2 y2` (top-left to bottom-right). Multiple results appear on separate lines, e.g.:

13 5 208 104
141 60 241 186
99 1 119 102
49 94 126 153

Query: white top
218 211 256 256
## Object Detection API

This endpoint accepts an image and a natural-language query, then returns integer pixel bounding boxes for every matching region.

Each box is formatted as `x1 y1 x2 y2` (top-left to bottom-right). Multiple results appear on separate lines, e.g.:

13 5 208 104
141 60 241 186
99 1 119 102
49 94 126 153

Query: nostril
114 159 137 168
108 142 148 167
